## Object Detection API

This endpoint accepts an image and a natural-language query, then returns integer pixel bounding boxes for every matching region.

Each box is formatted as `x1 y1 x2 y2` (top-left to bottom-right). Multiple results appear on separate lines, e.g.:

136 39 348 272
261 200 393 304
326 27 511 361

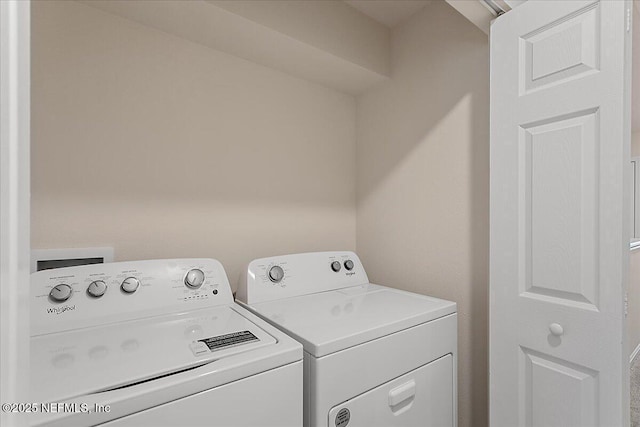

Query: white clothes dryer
30 258 303 427
236 251 457 427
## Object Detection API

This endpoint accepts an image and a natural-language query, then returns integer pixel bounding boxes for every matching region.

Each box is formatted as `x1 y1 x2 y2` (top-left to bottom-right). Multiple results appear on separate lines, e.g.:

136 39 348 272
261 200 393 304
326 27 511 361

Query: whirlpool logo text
47 305 76 315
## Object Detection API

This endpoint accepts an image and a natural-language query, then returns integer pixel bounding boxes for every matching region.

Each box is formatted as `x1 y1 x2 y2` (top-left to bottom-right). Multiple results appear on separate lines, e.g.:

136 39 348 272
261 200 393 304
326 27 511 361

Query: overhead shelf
80 0 390 95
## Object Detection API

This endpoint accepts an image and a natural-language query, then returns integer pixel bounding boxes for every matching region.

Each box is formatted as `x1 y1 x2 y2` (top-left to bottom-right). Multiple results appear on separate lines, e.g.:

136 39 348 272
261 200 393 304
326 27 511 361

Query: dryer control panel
31 259 234 336
236 251 369 304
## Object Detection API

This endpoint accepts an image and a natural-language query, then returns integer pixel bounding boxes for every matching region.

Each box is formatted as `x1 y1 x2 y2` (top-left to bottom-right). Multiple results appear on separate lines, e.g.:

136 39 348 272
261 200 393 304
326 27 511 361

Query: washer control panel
237 251 369 304
31 259 233 336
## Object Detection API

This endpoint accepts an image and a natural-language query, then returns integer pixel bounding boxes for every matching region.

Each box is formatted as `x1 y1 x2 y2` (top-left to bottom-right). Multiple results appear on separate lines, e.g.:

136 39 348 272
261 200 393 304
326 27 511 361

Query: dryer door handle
388 379 416 407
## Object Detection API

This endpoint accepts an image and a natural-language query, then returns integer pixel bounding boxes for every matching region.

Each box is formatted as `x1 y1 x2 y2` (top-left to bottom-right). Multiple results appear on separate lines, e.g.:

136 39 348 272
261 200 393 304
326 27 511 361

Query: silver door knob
549 323 564 336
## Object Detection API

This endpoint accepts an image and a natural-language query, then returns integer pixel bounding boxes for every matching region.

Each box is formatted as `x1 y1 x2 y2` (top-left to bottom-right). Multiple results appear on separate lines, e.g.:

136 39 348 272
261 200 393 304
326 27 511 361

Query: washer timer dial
268 265 284 283
184 269 205 289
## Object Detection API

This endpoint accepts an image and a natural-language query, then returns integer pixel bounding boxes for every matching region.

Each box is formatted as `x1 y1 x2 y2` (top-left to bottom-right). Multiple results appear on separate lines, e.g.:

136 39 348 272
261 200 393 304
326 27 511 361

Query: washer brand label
198 330 258 352
335 408 350 427
345 272 356 276
47 305 76 315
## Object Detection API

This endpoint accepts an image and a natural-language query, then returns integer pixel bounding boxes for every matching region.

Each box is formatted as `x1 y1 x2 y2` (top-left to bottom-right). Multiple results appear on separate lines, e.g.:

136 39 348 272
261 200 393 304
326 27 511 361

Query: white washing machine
30 258 303 427
236 251 457 427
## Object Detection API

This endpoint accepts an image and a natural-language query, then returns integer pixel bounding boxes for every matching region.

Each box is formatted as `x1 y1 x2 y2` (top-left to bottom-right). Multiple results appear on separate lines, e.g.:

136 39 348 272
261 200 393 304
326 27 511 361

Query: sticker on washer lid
335 408 350 427
197 330 259 352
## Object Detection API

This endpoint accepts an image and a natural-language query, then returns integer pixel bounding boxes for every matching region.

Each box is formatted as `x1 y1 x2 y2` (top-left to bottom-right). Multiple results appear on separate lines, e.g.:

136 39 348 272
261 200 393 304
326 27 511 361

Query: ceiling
344 0 431 28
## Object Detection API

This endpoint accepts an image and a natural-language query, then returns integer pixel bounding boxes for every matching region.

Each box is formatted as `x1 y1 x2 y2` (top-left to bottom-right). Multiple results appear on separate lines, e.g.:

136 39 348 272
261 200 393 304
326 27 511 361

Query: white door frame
1 1 31 426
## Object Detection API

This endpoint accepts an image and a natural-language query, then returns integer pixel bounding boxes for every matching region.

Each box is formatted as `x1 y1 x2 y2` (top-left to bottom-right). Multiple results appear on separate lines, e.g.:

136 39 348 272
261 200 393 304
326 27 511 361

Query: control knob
331 261 341 272
268 265 284 283
121 277 140 294
185 269 205 289
344 260 354 271
87 280 107 298
49 284 73 302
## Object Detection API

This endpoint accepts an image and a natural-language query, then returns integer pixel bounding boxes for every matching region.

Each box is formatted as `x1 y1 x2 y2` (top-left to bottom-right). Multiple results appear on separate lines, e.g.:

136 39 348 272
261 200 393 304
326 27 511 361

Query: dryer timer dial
268 266 284 283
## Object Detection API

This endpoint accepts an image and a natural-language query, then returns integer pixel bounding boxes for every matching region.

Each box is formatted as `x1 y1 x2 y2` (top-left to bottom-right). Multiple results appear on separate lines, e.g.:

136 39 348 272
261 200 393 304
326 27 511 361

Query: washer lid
30 305 277 404
249 284 457 357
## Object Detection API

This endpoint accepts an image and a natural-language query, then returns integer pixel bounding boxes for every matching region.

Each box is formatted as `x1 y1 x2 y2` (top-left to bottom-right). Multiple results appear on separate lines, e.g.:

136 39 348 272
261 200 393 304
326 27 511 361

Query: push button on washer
189 341 209 356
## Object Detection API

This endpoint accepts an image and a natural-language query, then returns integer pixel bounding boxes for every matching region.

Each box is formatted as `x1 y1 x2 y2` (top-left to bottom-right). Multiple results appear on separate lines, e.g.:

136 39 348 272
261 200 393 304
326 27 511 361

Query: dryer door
327 354 454 427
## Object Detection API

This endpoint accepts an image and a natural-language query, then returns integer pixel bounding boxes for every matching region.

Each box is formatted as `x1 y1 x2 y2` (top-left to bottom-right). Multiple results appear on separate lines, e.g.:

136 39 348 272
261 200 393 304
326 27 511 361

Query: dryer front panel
327 354 453 427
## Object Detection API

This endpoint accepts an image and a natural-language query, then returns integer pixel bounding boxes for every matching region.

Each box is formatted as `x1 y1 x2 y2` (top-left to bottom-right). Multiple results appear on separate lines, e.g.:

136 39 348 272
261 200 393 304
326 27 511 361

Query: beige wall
31 1 356 290
355 2 489 427
633 131 640 157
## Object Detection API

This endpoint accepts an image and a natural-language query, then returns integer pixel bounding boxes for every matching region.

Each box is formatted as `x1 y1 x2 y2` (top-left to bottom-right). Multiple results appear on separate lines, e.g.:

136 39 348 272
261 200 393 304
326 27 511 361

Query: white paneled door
490 1 631 426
